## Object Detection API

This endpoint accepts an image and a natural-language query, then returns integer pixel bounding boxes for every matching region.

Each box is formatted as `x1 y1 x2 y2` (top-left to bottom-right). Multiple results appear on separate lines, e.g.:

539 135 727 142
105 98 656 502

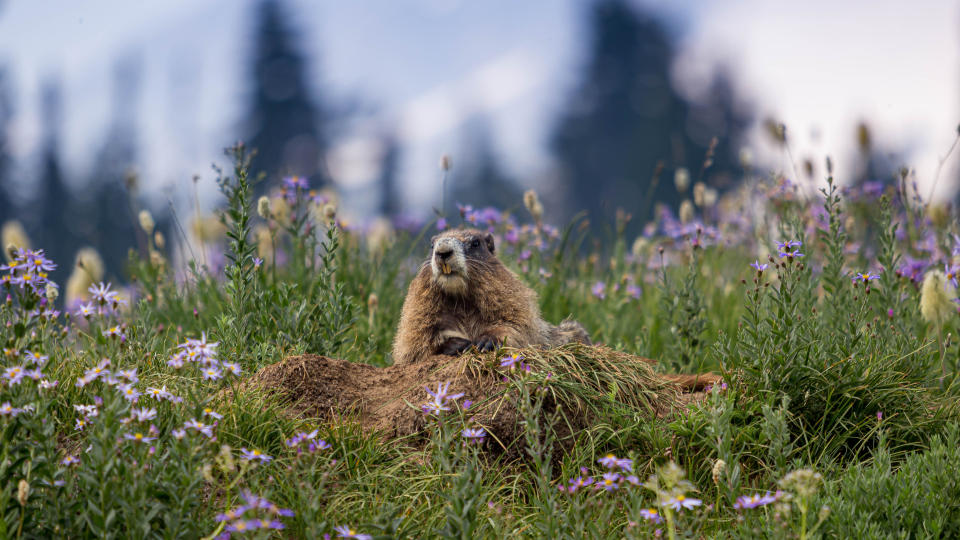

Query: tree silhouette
376 129 402 218
35 78 77 283
449 116 524 212
550 0 750 229
80 56 142 281
0 66 13 223
242 0 326 194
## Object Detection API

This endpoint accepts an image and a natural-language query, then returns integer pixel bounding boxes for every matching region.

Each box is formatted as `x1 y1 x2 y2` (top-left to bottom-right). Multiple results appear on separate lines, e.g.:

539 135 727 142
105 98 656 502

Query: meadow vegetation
2 143 960 538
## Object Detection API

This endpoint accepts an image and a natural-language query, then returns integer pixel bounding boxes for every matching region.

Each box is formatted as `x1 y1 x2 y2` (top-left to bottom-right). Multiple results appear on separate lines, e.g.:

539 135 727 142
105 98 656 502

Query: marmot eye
470 239 480 249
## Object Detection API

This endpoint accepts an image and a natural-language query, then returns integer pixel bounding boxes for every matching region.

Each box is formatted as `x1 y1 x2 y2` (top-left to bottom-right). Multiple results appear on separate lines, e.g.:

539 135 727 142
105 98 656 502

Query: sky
1 0 959 220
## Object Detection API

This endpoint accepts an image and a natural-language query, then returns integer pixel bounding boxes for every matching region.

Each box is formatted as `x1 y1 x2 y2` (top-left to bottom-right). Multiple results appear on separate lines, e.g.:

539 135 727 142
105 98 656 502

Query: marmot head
428 228 496 296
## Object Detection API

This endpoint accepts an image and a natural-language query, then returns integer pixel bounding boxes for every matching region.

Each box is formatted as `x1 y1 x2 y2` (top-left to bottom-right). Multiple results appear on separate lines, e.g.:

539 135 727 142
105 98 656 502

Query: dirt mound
243 344 712 453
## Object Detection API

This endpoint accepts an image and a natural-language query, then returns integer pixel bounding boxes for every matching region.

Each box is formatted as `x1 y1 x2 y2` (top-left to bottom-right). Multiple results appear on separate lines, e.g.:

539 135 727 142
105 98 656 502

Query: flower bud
523 189 544 224
322 204 337 223
138 210 155 235
45 282 59 302
257 196 272 219
674 168 690 192
711 459 726 485
17 479 29 506
679 200 695 224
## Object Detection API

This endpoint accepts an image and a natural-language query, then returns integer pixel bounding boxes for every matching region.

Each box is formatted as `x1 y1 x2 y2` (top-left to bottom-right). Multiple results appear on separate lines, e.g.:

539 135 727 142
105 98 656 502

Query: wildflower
124 431 157 444
462 427 486 443
333 525 373 539
171 428 187 440
222 362 242 376
240 448 273 463
77 302 95 318
591 281 606 299
118 384 141 403
24 350 48 366
146 386 181 402
599 472 620 491
88 282 118 306
750 260 768 272
566 475 594 493
851 271 881 284
779 468 823 498
776 240 804 258
74 418 88 431
138 210 155 235
257 196 272 219
129 407 157 422
877 411 883 421
920 270 956 325
640 508 663 524
2 365 25 386
201 366 223 381
39 380 58 390
663 494 702 511
253 257 263 269
117 368 138 382
61 455 80 466
203 408 224 420
500 353 523 369
0 402 15 416
167 352 185 368
734 492 777 509
626 284 642 299
674 168 690 192
523 189 544 224
425 381 464 405
946 264 960 289
598 453 620 469
286 429 319 447
615 457 634 472
184 419 215 438
436 217 448 230
75 404 98 418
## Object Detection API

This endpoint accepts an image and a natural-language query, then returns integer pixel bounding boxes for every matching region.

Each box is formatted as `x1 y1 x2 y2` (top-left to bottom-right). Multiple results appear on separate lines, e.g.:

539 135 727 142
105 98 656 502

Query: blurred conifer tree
550 0 750 230
242 0 326 195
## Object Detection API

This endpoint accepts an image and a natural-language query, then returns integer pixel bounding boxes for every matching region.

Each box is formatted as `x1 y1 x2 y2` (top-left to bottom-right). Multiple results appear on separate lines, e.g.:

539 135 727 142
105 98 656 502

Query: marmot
391 228 590 365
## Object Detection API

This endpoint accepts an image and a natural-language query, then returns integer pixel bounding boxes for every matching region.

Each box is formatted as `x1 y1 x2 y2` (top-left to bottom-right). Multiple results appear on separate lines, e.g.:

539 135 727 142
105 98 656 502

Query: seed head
257 196 272 219
920 270 956 325
138 210 155 235
679 200 695 224
1 221 30 260
17 479 29 506
674 168 690 192
523 189 544 224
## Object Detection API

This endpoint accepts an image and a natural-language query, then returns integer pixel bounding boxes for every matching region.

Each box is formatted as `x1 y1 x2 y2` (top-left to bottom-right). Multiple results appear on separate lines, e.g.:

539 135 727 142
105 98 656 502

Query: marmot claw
474 335 499 352
439 337 473 356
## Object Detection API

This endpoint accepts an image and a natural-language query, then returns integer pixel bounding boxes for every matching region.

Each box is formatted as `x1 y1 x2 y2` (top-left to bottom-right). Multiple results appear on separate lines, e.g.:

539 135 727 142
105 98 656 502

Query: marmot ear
429 235 438 249
485 232 495 254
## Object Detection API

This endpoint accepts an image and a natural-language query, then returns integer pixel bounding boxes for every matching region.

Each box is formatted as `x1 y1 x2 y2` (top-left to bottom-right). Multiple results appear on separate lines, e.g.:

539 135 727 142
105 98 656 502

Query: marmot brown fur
391 228 589 365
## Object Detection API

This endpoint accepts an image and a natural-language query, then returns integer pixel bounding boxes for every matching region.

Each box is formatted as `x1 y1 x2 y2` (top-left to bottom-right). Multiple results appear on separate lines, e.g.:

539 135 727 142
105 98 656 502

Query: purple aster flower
201 366 223 381
334 525 373 540
504 228 518 244
129 407 157 422
171 428 187 440
615 457 634 473
124 431 157 443
591 281 606 299
945 264 960 288
61 455 80 466
851 271 881 284
462 427 486 443
203 408 224 420
519 249 532 261
76 302 96 318
734 492 777 509
599 472 620 491
2 365 26 386
222 362 242 376
500 353 523 369
282 175 309 191
566 475 594 494
750 260 768 272
639 508 663 523
253 257 264 269
436 217 448 230
239 448 273 463
24 350 48 366
425 381 464 404
663 494 702 511
184 419 214 438
118 384 141 403
598 454 620 469
626 284 642 299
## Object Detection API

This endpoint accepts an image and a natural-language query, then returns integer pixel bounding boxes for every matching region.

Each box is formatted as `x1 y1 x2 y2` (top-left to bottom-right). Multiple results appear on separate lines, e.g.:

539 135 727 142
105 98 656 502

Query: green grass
2 148 960 538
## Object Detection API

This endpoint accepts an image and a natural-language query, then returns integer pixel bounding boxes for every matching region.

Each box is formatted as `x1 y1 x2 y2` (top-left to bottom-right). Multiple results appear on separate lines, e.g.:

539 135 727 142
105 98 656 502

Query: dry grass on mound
240 344 705 454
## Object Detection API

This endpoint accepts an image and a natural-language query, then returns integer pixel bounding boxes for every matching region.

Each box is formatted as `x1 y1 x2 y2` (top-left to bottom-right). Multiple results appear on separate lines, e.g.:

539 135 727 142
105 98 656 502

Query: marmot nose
436 249 453 261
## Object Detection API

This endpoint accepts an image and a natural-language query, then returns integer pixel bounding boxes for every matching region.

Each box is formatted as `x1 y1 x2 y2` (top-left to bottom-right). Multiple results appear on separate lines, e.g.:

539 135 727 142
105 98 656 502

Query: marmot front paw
438 337 473 356
474 335 500 352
